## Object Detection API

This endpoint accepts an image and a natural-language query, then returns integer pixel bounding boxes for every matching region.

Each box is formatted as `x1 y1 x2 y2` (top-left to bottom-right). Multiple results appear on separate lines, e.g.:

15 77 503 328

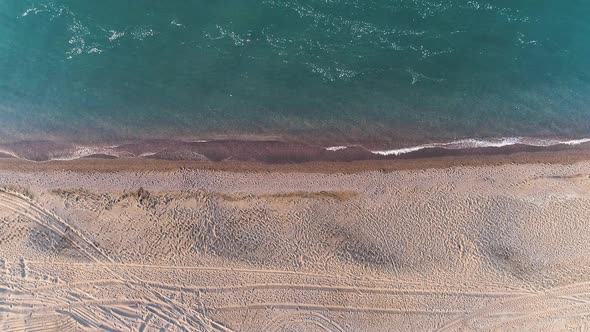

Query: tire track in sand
27 275 527 299
436 280 590 331
0 189 234 332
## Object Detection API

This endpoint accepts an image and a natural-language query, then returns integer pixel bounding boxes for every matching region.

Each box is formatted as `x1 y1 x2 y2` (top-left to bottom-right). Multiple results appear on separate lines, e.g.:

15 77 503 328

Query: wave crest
369 137 590 156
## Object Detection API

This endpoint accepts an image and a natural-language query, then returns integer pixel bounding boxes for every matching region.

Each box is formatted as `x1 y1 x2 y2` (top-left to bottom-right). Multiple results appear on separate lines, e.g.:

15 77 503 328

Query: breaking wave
325 137 590 156
0 136 589 163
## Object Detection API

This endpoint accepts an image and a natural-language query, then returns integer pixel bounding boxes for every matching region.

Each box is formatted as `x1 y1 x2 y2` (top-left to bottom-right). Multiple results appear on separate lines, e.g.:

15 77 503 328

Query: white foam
0 148 20 159
326 146 348 151
108 30 125 42
371 137 590 156
87 47 102 54
47 146 121 161
131 27 154 41
372 145 427 156
561 138 590 145
21 8 37 17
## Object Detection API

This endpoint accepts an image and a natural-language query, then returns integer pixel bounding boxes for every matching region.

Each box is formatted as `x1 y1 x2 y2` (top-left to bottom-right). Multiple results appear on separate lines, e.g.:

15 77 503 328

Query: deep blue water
1 0 590 145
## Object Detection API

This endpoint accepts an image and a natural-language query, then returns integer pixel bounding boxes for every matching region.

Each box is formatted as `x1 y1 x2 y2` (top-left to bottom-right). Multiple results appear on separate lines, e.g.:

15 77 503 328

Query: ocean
1 0 590 150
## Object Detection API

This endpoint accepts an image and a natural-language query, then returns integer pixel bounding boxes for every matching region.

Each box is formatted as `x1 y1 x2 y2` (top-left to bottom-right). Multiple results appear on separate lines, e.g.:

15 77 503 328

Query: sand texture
1 161 590 331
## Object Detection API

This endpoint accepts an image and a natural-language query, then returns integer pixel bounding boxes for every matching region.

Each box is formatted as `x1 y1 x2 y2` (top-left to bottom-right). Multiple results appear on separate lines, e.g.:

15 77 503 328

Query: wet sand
0 140 590 173
1 153 590 331
2 138 590 164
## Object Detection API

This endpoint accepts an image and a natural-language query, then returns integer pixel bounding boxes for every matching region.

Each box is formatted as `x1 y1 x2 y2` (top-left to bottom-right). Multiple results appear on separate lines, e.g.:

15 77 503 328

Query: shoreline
0 145 589 173
0 136 590 164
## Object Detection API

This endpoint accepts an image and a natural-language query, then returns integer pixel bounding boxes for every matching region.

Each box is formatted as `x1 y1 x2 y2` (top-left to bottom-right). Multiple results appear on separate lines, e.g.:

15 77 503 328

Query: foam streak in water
369 137 590 156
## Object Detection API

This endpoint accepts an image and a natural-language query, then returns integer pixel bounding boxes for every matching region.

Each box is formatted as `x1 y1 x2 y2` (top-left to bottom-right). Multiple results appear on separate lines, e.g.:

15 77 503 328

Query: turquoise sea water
1 1 589 145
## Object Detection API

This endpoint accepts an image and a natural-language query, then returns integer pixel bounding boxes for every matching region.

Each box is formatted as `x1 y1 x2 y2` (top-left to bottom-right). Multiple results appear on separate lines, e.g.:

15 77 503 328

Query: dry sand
1 158 590 331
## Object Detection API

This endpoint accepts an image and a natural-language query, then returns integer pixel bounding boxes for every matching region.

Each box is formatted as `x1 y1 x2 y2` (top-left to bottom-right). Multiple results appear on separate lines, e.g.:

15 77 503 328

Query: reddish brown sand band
0 145 589 173
1 139 590 165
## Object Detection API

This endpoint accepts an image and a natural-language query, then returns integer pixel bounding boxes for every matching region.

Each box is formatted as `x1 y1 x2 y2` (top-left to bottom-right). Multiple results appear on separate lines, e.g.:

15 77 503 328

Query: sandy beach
1 154 590 331
3 0 590 330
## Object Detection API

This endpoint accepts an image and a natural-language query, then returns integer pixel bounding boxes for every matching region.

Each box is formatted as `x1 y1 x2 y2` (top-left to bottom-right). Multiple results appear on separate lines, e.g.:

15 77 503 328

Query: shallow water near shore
1 136 590 163
1 0 590 144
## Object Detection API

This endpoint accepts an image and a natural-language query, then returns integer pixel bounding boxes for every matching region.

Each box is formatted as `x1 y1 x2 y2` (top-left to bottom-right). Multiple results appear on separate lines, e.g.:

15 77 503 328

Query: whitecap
131 28 154 41
109 30 125 41
326 146 348 151
371 137 590 156
47 146 122 161
21 8 39 17
561 138 590 145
